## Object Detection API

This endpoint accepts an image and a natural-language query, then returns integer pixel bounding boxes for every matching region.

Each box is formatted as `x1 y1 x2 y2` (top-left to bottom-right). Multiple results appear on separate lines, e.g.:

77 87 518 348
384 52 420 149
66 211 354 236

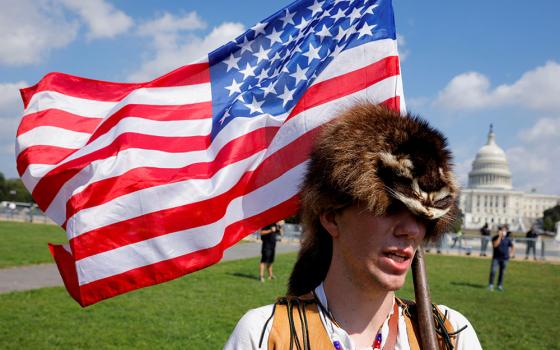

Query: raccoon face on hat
301 101 459 238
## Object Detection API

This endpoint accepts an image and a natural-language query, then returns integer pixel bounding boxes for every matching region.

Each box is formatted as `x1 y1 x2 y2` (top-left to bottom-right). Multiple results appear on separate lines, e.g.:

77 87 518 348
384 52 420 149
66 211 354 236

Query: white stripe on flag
314 38 398 84
24 91 116 118
16 126 91 155
23 84 212 119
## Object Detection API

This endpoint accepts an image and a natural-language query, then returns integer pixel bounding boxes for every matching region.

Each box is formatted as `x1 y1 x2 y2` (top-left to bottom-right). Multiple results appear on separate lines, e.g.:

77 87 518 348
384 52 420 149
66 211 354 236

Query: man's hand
492 232 503 248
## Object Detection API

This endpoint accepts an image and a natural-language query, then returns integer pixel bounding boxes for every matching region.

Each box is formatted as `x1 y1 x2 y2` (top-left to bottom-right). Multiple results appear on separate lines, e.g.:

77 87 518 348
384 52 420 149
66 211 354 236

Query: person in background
259 223 278 282
488 225 515 291
479 222 491 256
525 226 538 260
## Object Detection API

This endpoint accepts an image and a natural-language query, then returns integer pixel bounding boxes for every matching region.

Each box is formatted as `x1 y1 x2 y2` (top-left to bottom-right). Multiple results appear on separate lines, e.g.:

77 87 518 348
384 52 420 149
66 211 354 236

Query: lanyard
329 300 399 350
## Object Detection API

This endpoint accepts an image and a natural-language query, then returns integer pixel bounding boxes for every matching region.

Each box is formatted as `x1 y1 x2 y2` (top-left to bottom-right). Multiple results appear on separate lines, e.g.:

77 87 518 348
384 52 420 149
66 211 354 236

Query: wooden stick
411 247 438 350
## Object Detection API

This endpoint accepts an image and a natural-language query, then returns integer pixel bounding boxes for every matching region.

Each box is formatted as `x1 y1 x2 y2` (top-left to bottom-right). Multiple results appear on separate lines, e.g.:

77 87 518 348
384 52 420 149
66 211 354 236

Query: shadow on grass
450 281 486 289
227 272 260 281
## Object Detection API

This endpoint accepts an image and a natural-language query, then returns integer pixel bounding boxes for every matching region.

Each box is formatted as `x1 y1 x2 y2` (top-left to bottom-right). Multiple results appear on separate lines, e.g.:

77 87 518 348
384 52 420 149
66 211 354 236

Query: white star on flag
253 46 271 64
280 9 296 27
315 24 332 40
267 27 283 45
252 22 267 36
358 23 376 39
278 85 296 107
261 82 276 97
348 7 362 23
295 17 310 31
223 54 241 72
303 42 321 64
225 78 242 96
290 64 309 85
238 36 253 54
364 4 379 15
333 26 345 42
330 8 345 22
239 63 256 79
245 96 265 114
256 67 269 82
307 0 323 17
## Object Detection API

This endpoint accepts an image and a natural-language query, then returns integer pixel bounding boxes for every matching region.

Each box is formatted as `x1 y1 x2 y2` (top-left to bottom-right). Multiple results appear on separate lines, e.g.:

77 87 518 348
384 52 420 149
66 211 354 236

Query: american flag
16 0 405 306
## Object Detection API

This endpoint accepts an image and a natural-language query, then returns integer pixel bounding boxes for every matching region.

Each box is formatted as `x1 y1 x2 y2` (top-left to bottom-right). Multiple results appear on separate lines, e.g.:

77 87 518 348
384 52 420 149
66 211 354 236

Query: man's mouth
386 252 408 263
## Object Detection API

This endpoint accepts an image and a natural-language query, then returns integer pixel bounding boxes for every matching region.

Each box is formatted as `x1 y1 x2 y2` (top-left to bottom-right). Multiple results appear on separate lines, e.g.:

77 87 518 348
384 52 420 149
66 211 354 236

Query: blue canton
208 0 396 139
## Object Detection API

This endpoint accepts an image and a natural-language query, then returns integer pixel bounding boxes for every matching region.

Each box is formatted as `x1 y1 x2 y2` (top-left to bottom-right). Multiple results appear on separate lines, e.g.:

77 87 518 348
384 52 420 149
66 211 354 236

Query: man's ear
319 210 340 238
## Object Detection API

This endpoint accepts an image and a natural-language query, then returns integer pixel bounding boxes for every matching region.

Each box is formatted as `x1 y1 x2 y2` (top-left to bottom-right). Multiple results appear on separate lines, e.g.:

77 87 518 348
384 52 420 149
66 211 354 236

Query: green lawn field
0 221 66 268
1 249 559 349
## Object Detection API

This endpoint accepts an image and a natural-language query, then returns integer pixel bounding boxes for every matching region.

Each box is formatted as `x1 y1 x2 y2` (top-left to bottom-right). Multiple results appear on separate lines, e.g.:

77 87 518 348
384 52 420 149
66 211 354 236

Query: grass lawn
0 221 66 268
1 252 559 349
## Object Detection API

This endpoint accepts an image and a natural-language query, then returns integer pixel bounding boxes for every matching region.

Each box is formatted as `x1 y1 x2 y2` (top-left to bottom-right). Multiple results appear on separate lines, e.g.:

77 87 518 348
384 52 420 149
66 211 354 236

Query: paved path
0 240 300 294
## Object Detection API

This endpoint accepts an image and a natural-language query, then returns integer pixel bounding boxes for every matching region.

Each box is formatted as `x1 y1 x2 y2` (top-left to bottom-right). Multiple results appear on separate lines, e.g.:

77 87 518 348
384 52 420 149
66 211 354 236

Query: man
225 103 481 349
525 226 538 260
488 225 515 291
479 223 491 256
260 223 279 282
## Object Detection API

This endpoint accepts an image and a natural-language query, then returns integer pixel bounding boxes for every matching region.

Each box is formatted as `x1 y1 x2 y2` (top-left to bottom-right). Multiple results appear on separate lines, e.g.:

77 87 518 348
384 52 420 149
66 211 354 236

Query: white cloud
60 0 133 40
519 117 560 143
0 81 28 113
506 117 560 194
0 81 28 177
0 0 133 66
137 11 206 37
453 157 473 189
434 61 560 112
434 72 494 110
129 19 244 82
397 34 408 61
0 0 79 65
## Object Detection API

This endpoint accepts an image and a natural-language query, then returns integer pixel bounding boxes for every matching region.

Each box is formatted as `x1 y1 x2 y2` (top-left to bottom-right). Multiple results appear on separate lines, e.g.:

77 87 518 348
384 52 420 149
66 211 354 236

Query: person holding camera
488 225 515 291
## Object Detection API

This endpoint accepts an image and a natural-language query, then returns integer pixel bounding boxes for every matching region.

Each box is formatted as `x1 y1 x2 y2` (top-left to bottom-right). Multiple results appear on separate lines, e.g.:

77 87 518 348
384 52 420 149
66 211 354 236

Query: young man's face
322 202 427 292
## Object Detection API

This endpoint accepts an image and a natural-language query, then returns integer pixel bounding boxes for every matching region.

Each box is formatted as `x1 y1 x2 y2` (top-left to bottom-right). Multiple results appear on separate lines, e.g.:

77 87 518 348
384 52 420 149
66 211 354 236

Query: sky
0 0 559 195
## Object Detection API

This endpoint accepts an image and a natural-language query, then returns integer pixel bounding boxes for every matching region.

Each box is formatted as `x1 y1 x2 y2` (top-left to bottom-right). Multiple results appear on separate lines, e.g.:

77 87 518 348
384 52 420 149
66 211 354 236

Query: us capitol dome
459 125 559 231
467 125 512 190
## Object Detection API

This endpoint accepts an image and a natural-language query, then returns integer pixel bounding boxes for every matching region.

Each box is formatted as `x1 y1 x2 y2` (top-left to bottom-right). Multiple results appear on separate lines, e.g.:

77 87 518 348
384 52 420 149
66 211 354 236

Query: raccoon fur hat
288 102 459 295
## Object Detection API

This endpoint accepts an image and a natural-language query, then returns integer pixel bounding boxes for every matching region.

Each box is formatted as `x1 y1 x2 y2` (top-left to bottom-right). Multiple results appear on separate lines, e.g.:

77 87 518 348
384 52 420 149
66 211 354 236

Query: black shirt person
259 223 278 282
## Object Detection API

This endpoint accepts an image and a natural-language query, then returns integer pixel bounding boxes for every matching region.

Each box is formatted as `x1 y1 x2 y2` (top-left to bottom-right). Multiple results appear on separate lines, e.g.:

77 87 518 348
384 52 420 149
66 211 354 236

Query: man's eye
385 200 405 215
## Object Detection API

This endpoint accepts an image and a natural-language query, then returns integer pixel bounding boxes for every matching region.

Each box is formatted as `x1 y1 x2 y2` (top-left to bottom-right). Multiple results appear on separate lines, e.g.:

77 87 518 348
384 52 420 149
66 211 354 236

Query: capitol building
459 126 560 231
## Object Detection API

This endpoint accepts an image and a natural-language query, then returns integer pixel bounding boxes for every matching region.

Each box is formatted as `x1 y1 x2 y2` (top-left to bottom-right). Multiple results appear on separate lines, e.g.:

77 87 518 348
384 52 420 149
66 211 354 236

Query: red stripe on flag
17 109 102 136
32 133 212 212
69 127 317 260
74 195 299 307
287 56 400 121
146 63 210 88
19 63 210 109
64 126 280 224
380 96 400 112
49 244 82 305
87 102 212 145
17 146 77 176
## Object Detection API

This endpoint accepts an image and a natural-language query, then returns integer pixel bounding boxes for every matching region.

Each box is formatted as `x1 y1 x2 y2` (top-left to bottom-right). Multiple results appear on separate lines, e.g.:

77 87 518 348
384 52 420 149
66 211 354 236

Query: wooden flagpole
411 247 438 350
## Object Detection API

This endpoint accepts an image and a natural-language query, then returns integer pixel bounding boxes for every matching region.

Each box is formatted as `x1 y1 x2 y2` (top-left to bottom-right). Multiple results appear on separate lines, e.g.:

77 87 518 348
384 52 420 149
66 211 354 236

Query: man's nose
394 210 426 240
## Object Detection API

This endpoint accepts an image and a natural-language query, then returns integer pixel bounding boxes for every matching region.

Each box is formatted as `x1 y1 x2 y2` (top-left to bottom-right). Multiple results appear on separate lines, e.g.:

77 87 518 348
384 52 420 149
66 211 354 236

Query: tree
0 172 33 203
543 205 560 232
0 172 6 200
450 207 463 233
